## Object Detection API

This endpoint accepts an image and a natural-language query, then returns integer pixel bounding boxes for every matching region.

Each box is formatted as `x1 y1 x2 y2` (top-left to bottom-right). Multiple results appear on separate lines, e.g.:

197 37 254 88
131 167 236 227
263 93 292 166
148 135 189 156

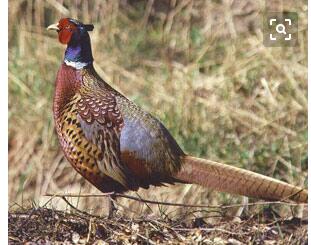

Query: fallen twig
44 192 307 209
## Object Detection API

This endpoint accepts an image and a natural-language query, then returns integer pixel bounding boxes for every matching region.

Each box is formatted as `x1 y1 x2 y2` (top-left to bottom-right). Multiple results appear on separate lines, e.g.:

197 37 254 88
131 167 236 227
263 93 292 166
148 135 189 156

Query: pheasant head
47 18 94 69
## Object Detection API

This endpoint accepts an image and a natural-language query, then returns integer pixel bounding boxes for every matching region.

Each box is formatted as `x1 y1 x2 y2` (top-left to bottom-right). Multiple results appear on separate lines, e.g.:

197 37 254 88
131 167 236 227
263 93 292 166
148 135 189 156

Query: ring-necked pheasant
47 18 307 208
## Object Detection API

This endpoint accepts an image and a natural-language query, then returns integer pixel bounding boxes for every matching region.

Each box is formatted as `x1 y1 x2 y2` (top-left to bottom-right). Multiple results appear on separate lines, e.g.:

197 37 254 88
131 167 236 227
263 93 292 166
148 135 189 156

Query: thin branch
60 197 100 218
44 193 306 209
172 227 251 236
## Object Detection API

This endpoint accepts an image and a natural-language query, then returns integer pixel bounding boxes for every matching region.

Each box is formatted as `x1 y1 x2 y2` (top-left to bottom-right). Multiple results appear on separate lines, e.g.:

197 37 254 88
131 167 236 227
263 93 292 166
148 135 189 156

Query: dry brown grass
9 0 307 240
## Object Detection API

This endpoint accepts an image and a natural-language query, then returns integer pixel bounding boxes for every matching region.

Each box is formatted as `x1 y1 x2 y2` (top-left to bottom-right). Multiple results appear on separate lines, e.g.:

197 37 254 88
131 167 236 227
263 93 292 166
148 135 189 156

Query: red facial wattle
57 18 77 44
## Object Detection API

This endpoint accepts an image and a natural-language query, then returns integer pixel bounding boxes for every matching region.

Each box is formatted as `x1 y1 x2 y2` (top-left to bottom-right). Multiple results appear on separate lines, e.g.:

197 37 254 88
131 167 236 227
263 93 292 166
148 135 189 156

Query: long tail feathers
174 155 307 203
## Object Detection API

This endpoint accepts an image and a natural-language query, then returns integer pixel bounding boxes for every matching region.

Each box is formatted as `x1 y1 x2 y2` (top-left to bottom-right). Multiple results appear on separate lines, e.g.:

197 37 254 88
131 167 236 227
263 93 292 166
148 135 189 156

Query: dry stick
44 191 306 209
86 217 94 243
172 227 251 236
60 197 100 218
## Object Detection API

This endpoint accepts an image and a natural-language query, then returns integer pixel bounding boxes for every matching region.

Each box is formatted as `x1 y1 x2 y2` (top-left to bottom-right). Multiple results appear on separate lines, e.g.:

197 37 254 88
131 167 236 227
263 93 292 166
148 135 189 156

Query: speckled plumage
54 64 184 193
49 18 307 204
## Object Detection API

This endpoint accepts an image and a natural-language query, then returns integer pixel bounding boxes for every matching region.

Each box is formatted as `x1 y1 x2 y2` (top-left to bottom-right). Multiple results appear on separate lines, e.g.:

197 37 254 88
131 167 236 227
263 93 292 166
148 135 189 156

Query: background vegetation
9 0 307 240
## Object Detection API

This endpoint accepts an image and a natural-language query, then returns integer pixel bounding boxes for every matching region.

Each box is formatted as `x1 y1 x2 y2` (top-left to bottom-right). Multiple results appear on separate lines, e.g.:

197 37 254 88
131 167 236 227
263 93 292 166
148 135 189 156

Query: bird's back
116 95 185 187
